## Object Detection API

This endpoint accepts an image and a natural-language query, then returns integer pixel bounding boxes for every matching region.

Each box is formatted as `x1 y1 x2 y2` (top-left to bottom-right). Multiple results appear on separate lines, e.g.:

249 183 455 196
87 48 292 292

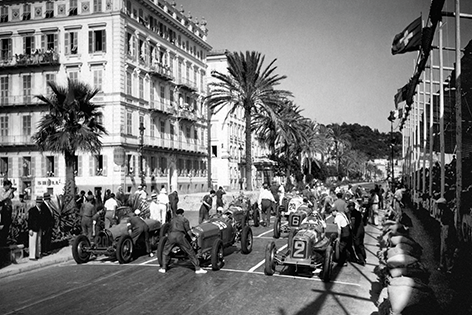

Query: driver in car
159 208 207 274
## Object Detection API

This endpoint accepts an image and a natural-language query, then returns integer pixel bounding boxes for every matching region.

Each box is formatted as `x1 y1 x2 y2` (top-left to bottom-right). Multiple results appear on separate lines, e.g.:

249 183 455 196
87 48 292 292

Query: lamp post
388 111 396 191
139 122 145 186
238 145 244 190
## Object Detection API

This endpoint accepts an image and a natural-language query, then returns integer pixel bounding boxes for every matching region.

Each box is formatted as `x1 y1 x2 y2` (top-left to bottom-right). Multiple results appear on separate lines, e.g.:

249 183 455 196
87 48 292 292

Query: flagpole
439 20 445 199
416 88 421 201
429 50 434 212
422 70 427 198
454 0 462 228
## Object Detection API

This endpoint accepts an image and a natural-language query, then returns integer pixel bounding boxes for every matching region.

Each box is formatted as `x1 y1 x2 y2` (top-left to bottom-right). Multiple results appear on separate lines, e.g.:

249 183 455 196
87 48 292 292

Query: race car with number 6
157 208 253 270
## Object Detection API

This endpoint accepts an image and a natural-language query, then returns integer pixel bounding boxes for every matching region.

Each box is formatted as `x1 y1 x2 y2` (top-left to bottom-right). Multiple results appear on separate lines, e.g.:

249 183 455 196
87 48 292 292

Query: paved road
0 214 381 315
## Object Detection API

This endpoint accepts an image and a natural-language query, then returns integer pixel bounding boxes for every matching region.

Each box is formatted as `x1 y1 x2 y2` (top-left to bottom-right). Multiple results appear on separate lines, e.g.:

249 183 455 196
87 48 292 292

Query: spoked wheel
273 216 281 239
264 241 277 276
323 244 334 282
211 238 224 270
116 235 134 264
72 235 92 264
241 226 253 254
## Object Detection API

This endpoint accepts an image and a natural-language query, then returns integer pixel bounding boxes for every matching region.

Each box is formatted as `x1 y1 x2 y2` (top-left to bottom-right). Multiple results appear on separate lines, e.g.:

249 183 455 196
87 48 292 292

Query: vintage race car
72 215 161 264
228 193 260 227
265 213 336 282
157 208 253 270
273 197 311 240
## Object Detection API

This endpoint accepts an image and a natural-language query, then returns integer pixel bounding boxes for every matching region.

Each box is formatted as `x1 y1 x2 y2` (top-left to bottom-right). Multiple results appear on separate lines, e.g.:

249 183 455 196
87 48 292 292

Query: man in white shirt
332 207 355 267
104 193 118 227
149 193 163 222
258 183 275 227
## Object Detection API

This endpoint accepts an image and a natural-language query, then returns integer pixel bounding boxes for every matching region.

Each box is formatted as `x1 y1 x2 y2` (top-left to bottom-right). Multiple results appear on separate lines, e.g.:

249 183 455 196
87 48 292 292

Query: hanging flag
394 84 408 108
391 16 422 55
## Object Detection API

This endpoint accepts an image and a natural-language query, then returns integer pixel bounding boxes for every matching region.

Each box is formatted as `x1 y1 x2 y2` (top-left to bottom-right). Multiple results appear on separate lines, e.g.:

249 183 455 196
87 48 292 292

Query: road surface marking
140 258 158 265
213 268 360 286
255 222 287 238
248 244 288 272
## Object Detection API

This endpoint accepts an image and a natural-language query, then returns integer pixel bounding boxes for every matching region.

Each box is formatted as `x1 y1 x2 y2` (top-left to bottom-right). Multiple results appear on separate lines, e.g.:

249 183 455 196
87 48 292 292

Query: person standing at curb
40 193 54 256
216 186 226 209
27 196 44 260
348 201 366 266
437 197 458 274
199 190 215 223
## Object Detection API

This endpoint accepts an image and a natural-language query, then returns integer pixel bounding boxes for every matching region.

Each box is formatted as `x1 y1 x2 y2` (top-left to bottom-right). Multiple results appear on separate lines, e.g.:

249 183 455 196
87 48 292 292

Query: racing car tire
211 239 224 271
159 223 169 239
240 226 253 254
273 217 281 239
116 234 134 264
264 241 276 276
157 236 168 267
323 244 334 282
72 235 92 264
253 208 260 227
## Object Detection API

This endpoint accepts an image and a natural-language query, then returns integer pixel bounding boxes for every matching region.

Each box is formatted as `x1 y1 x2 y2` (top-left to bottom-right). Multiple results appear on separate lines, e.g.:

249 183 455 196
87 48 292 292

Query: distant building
0 0 212 198
206 50 273 190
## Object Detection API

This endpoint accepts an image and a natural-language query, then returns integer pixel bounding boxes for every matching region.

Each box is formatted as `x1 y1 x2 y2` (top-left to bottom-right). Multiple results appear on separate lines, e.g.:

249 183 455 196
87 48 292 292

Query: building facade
0 0 212 198
206 50 274 191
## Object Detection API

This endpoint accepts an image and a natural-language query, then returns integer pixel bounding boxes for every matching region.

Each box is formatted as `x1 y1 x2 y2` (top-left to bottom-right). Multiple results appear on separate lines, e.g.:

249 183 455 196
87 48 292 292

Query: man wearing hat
28 196 45 260
159 208 206 274
40 192 54 255
348 201 366 266
437 197 457 273
149 193 163 223
157 187 169 222
80 193 96 239
127 209 152 257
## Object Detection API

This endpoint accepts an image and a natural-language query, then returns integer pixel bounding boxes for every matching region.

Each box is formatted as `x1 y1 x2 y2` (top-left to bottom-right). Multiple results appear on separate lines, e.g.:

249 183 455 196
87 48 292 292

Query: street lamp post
139 122 145 186
238 145 244 190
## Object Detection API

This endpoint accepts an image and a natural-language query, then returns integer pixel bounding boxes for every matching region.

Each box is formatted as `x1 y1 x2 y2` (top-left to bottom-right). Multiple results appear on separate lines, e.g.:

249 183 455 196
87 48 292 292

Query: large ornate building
0 0 212 198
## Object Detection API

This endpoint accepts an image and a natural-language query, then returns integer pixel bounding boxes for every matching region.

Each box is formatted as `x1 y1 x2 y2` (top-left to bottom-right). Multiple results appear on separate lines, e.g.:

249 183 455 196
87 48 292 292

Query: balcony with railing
175 77 197 92
0 51 60 68
150 62 173 81
0 135 34 145
1 95 45 107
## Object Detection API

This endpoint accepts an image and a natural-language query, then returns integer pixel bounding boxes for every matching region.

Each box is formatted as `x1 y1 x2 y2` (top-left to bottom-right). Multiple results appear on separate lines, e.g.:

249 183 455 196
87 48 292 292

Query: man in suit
28 196 44 260
40 192 54 255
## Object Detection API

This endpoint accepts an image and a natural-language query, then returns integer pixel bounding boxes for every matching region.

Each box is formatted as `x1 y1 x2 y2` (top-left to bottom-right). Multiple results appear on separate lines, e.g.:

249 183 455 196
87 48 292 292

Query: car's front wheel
72 235 91 264
264 241 276 276
240 226 253 254
323 244 334 282
211 238 224 271
116 234 134 264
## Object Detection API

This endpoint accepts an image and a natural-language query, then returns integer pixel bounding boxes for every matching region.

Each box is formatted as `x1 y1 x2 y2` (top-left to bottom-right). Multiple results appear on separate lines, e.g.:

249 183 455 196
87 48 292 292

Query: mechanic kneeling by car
159 208 207 274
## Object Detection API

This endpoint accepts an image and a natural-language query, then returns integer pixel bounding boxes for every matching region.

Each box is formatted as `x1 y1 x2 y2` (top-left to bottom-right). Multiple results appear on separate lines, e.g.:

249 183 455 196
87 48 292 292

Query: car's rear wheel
273 216 281 239
241 226 253 254
323 244 334 282
159 223 169 239
264 241 276 276
72 235 91 264
211 239 224 271
116 235 134 264
253 208 260 227
157 236 168 267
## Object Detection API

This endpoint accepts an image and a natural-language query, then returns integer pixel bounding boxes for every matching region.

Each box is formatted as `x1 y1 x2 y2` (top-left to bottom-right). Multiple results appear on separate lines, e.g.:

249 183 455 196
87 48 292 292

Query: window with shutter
0 157 8 177
0 77 9 105
89 29 106 53
0 38 11 61
77 155 82 177
45 2 54 18
102 155 107 176
69 0 78 16
23 4 31 20
93 0 102 13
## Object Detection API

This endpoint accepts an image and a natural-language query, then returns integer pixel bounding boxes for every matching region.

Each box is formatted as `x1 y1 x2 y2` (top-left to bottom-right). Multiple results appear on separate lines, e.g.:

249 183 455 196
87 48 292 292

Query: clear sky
176 0 472 133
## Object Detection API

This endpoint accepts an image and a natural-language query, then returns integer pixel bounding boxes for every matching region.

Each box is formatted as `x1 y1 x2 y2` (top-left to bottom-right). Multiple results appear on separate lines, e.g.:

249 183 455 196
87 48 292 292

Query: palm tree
208 51 292 190
32 79 108 212
327 123 351 180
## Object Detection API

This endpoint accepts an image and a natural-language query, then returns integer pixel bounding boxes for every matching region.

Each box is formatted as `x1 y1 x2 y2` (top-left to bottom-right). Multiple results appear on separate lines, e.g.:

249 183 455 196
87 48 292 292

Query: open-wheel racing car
273 195 311 242
227 192 260 227
72 209 161 264
264 212 337 282
157 207 253 271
